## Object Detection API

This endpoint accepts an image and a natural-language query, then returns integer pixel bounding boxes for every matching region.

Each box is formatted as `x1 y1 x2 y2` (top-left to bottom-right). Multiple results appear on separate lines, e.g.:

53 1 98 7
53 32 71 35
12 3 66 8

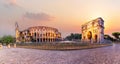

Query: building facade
81 17 104 43
15 23 61 43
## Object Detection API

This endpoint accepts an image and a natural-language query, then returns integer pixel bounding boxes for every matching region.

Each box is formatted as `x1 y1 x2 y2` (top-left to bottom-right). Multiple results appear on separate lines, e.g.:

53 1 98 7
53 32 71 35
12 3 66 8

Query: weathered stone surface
0 44 120 64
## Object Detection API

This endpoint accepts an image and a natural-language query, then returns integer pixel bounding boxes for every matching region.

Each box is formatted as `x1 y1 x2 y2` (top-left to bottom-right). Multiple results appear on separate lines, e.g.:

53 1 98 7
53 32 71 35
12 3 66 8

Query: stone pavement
0 44 120 64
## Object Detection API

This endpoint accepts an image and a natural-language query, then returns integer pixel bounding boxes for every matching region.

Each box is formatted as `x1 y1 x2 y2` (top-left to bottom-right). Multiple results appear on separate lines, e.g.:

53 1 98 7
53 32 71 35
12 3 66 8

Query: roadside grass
15 43 113 51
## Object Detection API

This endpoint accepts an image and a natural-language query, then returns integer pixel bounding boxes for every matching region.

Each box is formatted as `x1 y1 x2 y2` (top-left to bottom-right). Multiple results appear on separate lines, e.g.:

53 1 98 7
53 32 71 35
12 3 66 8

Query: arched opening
83 36 85 39
34 32 36 37
87 31 92 40
37 38 39 42
94 34 98 43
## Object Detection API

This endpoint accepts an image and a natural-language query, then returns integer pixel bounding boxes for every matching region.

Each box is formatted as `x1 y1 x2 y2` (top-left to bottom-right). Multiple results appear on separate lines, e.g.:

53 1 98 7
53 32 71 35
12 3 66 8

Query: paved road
0 44 120 64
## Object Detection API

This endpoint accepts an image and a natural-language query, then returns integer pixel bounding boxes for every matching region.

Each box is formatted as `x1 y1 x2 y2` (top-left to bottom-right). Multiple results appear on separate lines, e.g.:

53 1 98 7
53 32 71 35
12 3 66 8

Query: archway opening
94 34 98 43
87 31 92 40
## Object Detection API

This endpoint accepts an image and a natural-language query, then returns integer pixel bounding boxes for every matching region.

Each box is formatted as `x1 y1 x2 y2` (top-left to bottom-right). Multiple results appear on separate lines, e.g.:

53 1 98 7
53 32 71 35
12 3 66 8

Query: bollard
0 44 2 49
7 44 10 48
14 43 16 48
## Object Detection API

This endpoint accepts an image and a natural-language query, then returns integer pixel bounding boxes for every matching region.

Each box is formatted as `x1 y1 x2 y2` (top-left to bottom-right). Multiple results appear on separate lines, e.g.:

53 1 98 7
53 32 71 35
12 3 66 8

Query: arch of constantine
81 17 104 43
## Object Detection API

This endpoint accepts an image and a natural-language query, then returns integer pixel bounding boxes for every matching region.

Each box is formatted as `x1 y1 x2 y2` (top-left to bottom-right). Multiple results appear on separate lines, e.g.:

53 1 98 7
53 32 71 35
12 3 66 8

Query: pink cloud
3 0 18 7
9 0 17 5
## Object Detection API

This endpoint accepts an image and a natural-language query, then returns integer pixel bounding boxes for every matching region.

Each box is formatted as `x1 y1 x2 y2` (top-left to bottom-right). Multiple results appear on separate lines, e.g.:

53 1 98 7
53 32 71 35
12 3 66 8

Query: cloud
9 0 17 6
3 0 19 8
23 12 54 21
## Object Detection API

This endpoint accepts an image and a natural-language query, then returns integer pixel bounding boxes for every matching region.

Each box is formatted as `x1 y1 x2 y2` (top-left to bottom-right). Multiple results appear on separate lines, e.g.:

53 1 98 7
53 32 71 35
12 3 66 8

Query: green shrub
0 35 15 45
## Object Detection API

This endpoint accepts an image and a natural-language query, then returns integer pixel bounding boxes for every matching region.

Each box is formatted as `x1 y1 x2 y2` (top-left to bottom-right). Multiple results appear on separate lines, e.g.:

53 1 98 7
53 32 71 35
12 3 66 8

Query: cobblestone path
0 44 120 64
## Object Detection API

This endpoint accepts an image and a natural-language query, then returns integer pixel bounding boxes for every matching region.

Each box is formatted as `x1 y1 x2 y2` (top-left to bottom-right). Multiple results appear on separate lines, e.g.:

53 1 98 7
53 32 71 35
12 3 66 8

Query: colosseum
15 23 61 43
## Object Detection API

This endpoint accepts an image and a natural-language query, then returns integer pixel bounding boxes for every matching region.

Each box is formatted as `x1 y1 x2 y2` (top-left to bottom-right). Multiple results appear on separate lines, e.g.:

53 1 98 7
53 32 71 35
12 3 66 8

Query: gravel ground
0 44 120 64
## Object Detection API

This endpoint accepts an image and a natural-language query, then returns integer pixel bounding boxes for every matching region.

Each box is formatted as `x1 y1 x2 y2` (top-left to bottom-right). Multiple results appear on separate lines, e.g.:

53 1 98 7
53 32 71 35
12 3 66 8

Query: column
42 33 43 43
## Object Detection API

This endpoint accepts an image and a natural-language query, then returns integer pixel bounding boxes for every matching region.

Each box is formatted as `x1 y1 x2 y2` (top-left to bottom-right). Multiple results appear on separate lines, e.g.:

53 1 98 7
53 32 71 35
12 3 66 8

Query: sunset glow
0 0 120 37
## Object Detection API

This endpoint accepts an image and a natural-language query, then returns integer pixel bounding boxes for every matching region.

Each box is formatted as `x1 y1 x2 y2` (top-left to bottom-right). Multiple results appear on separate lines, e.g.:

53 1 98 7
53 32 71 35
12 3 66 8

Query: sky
0 0 120 38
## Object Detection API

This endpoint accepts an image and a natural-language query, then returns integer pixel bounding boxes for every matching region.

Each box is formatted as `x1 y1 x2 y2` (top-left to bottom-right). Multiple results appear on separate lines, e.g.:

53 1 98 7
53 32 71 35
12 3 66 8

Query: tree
0 35 15 45
112 32 120 40
104 34 114 41
65 33 82 41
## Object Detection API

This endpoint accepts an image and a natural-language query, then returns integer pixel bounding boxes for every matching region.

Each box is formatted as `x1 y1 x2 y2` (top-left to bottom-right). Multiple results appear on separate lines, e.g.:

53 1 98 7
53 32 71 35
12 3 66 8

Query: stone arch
94 34 98 43
34 32 36 37
83 36 85 39
81 17 104 43
87 31 92 40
